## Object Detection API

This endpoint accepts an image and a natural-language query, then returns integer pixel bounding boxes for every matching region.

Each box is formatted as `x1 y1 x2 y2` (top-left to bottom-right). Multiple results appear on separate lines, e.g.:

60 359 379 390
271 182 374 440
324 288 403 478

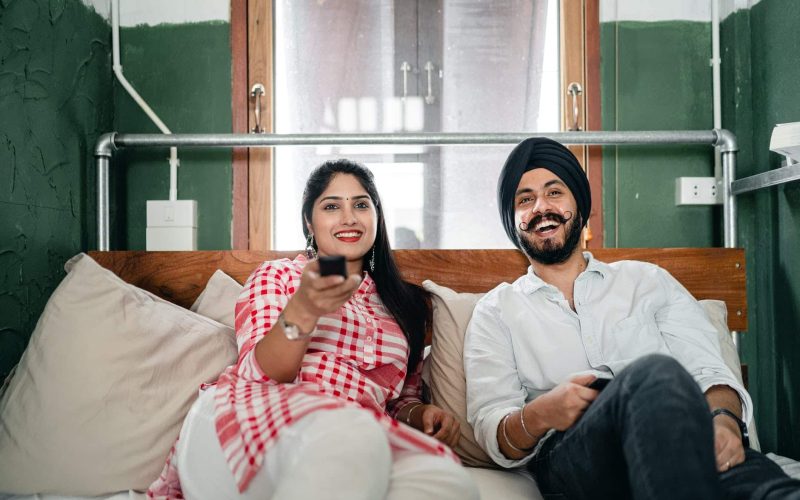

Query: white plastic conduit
112 0 179 201
712 0 722 178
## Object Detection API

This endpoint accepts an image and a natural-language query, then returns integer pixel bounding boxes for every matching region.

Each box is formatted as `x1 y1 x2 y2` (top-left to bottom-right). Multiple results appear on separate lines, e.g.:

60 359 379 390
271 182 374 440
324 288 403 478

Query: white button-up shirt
464 252 752 468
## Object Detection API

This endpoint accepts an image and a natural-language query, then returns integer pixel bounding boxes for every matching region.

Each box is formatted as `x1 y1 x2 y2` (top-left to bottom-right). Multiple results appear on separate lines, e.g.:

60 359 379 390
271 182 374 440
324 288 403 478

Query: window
233 0 600 250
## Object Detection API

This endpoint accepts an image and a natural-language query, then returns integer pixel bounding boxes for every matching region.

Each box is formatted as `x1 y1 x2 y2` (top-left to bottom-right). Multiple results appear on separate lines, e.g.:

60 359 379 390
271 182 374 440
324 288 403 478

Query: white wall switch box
675 177 722 206
770 122 800 163
146 200 198 250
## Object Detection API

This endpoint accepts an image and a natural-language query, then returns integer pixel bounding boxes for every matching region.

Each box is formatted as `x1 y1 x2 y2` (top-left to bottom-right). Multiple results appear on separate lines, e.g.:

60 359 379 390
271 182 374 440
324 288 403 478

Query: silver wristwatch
279 312 313 341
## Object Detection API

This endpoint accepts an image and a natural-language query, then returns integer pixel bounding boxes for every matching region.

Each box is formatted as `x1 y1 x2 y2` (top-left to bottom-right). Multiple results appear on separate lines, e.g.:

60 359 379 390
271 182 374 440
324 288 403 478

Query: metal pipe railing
716 129 739 248
94 129 738 251
100 130 720 151
722 151 738 248
97 156 110 252
731 161 800 195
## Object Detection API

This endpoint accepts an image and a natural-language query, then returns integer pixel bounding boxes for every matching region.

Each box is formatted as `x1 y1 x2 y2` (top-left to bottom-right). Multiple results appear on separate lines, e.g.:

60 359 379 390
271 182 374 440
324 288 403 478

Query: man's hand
527 373 599 431
713 415 745 472
705 385 746 472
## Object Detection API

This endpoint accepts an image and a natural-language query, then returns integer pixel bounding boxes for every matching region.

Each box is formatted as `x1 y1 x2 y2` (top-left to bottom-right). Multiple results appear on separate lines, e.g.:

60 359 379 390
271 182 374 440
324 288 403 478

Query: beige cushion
0 254 237 496
422 280 493 467
422 280 759 467
190 269 244 328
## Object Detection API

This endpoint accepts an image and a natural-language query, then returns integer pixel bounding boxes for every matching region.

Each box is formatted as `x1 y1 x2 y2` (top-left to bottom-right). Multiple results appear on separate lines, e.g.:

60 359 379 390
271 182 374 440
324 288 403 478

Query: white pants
176 388 478 500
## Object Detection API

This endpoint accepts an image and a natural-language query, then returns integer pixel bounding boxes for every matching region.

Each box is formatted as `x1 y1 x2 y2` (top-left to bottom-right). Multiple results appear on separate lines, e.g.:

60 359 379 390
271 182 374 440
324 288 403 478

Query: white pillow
0 254 238 496
190 269 244 328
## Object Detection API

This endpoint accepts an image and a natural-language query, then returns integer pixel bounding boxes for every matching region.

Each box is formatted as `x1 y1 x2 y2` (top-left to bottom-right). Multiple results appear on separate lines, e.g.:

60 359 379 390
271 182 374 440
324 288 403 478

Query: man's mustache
519 211 573 232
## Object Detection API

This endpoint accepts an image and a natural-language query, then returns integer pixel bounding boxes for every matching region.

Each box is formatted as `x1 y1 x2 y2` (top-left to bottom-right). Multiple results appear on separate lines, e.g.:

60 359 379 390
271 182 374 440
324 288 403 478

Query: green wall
113 22 232 250
601 21 717 248
721 0 800 459
0 10 233 377
603 1 800 459
0 0 112 378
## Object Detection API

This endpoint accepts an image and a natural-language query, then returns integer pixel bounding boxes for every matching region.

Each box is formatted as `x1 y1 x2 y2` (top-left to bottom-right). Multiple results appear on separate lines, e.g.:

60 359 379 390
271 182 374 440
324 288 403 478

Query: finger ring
725 461 731 470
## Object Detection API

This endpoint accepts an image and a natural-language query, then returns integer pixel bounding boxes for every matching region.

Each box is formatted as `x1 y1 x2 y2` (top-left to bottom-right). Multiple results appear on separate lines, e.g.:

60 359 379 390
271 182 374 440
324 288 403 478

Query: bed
1 248 797 500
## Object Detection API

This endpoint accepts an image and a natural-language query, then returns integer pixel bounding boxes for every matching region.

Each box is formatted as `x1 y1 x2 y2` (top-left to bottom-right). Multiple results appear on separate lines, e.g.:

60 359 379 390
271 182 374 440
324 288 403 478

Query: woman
148 159 477 500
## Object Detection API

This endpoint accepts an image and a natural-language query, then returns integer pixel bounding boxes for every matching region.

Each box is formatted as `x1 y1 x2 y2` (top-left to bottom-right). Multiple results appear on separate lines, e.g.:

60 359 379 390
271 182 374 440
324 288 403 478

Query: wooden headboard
88 248 747 332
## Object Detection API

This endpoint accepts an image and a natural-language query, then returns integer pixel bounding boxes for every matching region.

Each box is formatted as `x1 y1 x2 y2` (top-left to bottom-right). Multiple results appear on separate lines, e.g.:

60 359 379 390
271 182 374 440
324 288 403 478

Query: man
464 137 800 499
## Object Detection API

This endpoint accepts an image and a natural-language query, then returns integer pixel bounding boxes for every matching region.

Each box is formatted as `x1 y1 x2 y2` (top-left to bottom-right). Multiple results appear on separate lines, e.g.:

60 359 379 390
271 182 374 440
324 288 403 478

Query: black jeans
527 354 800 500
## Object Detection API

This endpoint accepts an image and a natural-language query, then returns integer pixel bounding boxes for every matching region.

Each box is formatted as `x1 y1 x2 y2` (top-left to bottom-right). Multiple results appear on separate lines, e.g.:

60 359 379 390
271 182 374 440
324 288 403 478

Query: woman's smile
334 230 363 243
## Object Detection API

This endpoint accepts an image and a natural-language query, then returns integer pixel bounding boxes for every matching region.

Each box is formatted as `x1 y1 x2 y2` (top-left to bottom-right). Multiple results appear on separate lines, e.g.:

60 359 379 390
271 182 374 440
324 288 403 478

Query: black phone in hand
318 255 348 278
588 377 611 392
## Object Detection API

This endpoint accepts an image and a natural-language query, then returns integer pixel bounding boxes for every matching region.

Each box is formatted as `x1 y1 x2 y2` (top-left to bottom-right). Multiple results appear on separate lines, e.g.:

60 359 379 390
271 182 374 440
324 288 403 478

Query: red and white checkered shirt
148 255 456 498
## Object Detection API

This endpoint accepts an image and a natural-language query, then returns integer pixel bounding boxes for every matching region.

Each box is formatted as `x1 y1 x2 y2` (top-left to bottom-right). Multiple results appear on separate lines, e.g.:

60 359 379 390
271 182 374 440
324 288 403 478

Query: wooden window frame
231 0 602 249
561 0 602 247
231 0 273 250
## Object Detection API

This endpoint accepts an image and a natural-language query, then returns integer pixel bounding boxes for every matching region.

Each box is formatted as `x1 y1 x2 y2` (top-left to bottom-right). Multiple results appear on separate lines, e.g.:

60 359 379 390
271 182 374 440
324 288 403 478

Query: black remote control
318 255 348 278
588 377 611 391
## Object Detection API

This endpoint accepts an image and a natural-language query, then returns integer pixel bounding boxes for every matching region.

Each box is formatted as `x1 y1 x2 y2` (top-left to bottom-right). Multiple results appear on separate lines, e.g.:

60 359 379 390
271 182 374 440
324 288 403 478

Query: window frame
231 0 602 250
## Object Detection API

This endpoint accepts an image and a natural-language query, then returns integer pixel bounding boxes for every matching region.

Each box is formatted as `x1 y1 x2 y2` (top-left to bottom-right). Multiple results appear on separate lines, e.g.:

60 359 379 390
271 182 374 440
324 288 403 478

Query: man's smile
532 217 562 237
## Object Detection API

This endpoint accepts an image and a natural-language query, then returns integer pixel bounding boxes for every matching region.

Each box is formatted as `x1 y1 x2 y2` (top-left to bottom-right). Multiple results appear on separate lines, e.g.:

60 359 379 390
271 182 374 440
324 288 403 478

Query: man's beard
517 211 583 265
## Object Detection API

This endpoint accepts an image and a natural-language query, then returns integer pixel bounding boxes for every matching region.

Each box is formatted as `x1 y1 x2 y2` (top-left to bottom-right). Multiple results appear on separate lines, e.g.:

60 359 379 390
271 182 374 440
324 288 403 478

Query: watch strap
279 312 314 341
711 407 750 448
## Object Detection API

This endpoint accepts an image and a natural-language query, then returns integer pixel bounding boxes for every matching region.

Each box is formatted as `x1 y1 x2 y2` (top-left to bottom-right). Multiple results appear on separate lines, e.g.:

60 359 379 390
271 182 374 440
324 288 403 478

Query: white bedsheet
0 492 146 500
1 454 797 500
769 452 800 480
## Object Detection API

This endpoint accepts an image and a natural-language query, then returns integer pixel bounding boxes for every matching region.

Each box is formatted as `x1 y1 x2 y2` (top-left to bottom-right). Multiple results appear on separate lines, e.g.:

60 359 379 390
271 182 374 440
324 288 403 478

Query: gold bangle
405 403 424 426
502 414 534 454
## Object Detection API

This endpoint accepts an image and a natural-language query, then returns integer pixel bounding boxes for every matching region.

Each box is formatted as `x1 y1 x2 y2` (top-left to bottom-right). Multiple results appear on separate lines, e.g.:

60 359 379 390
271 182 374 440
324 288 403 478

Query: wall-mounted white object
676 177 723 205
770 122 800 164
731 122 800 195
146 200 198 250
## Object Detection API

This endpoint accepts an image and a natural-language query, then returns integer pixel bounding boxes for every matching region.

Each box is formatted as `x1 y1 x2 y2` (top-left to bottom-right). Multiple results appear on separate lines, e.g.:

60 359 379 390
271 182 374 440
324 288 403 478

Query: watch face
280 313 313 341
283 321 301 340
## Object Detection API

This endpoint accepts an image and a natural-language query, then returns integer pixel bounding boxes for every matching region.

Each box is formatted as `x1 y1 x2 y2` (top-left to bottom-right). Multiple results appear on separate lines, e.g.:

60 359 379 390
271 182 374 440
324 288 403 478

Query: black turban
497 137 591 248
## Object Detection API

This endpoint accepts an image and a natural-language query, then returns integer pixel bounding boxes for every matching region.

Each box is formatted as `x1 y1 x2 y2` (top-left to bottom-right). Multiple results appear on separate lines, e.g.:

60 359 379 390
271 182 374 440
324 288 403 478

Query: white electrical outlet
146 200 198 250
675 177 722 205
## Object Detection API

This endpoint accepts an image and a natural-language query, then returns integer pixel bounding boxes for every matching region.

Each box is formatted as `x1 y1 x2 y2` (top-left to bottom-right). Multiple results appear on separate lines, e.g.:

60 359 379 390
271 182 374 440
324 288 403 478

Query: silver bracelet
519 407 537 440
501 414 533 454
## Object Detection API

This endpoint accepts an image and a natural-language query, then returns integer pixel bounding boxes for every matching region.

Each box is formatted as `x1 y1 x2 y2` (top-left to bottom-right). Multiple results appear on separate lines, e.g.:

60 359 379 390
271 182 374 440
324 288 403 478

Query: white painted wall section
600 0 711 22
81 0 229 25
83 0 110 19
600 0 762 23
719 0 763 20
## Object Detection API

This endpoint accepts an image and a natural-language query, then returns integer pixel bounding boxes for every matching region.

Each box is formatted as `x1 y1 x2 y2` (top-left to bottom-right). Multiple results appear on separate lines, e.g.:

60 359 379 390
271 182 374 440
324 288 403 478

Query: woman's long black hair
301 159 429 370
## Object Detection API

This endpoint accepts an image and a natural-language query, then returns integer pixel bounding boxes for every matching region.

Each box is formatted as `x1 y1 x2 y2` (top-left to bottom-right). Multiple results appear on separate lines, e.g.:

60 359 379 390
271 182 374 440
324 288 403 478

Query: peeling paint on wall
0 0 113 377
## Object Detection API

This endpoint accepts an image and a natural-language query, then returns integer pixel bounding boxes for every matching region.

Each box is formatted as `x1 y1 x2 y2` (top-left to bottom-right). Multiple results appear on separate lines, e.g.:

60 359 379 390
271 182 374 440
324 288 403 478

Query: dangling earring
305 233 317 260
368 247 376 273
